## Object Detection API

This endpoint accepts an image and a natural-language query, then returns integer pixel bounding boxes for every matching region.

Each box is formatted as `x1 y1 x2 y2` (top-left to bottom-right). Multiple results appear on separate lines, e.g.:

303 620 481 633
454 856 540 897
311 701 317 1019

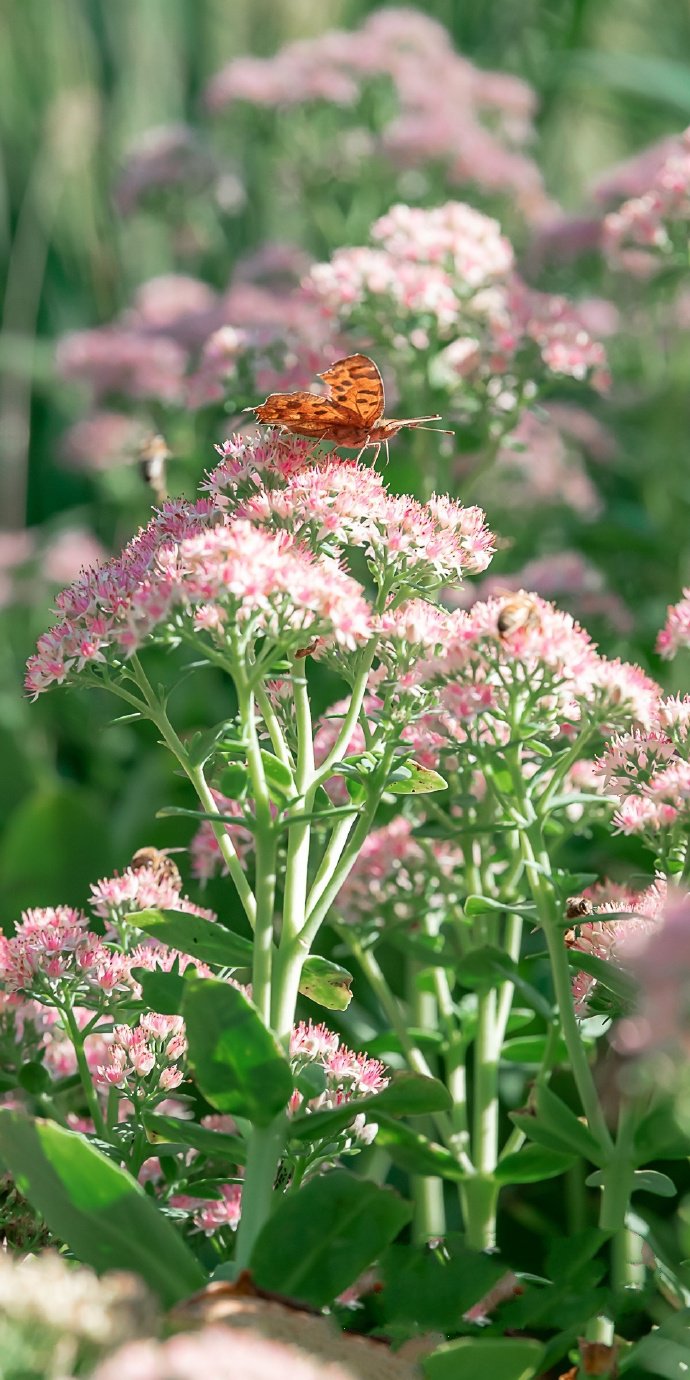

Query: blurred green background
3 0 690 915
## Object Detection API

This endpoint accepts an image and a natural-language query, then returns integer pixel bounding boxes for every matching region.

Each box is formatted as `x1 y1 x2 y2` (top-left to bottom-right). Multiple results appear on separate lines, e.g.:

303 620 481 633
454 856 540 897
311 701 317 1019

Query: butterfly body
248 353 450 460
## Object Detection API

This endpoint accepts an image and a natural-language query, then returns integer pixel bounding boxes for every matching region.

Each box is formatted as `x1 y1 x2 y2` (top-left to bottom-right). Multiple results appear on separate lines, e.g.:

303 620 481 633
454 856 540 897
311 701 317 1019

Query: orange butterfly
247 353 452 463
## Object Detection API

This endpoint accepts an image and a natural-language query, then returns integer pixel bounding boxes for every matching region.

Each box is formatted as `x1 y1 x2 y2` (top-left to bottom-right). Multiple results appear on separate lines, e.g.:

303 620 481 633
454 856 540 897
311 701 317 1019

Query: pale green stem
577 1316 615 1380
234 1115 286 1271
599 1099 637 1234
305 815 357 920
237 678 277 1024
271 662 315 1042
612 1224 646 1291
311 638 378 787
61 1003 107 1141
509 769 613 1156
254 684 295 773
408 952 446 1244
413 1176 447 1245
123 658 258 928
464 985 500 1250
346 934 473 1173
495 912 522 1040
298 748 397 950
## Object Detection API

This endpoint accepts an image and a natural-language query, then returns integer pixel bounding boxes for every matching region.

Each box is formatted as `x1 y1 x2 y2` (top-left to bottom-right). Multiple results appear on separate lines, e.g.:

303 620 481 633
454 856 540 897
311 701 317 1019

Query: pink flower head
658 588 690 659
91 1325 355 1380
26 491 373 698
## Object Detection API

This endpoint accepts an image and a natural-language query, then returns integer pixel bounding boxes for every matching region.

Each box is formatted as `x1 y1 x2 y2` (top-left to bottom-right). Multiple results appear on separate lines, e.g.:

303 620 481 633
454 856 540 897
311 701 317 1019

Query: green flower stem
234 1114 286 1271
122 658 258 927
345 934 473 1173
495 911 522 1038
237 678 277 1024
413 1175 447 1245
311 638 378 787
304 815 357 920
61 1002 107 1141
510 776 613 1156
299 755 396 950
272 662 316 1042
428 956 468 1149
599 1100 637 1235
577 1316 615 1380
463 984 501 1250
612 1223 645 1291
187 763 257 928
408 950 447 1243
254 683 295 774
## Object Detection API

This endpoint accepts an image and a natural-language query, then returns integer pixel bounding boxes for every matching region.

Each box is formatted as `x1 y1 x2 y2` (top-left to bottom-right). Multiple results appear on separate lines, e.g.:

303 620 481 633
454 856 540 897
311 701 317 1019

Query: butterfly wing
252 391 358 439
318 354 384 429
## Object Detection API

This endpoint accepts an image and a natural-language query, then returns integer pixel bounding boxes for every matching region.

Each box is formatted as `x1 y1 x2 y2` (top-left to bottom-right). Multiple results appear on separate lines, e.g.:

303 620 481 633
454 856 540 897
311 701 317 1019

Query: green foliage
0 1112 204 1304
249 1171 412 1306
183 977 293 1124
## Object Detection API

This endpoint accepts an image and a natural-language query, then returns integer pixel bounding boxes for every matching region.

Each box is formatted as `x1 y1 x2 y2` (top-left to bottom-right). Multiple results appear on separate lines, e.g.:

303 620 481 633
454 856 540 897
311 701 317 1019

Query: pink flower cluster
426 594 660 744
92 1325 355 1380
658 587 690 659
96 1014 187 1095
25 462 379 699
56 259 338 444
594 706 690 839
454 549 632 637
614 887 690 1055
169 1182 243 1237
602 128 690 275
288 1020 388 1140
89 861 215 927
568 878 665 1015
209 450 494 591
205 9 554 224
0 907 133 1003
307 202 609 413
338 816 462 932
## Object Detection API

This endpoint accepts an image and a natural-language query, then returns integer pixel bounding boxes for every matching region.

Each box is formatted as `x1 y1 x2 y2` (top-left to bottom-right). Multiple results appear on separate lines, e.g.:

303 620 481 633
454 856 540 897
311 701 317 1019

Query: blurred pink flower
92 1326 356 1380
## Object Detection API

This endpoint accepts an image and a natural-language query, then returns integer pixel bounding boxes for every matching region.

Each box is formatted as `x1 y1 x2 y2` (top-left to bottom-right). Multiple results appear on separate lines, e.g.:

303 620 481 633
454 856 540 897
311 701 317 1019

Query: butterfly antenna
409 424 455 435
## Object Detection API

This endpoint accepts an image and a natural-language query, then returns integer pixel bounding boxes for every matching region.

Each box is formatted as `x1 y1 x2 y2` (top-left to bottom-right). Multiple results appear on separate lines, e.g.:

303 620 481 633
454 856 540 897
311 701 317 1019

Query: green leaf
425 1337 544 1380
382 1236 506 1329
586 1168 677 1198
374 1117 468 1181
18 1061 51 1094
260 750 293 800
186 722 232 769
250 1171 411 1307
534 1084 606 1163
143 1112 246 1163
566 950 637 1006
621 1306 690 1378
298 955 353 1011
183 977 293 1126
464 895 536 918
128 909 253 967
501 1034 569 1065
525 739 552 758
634 1105 690 1162
132 965 196 1016
288 1072 451 1142
387 762 447 795
495 1144 576 1184
0 1112 204 1305
457 947 553 1020
217 763 248 797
